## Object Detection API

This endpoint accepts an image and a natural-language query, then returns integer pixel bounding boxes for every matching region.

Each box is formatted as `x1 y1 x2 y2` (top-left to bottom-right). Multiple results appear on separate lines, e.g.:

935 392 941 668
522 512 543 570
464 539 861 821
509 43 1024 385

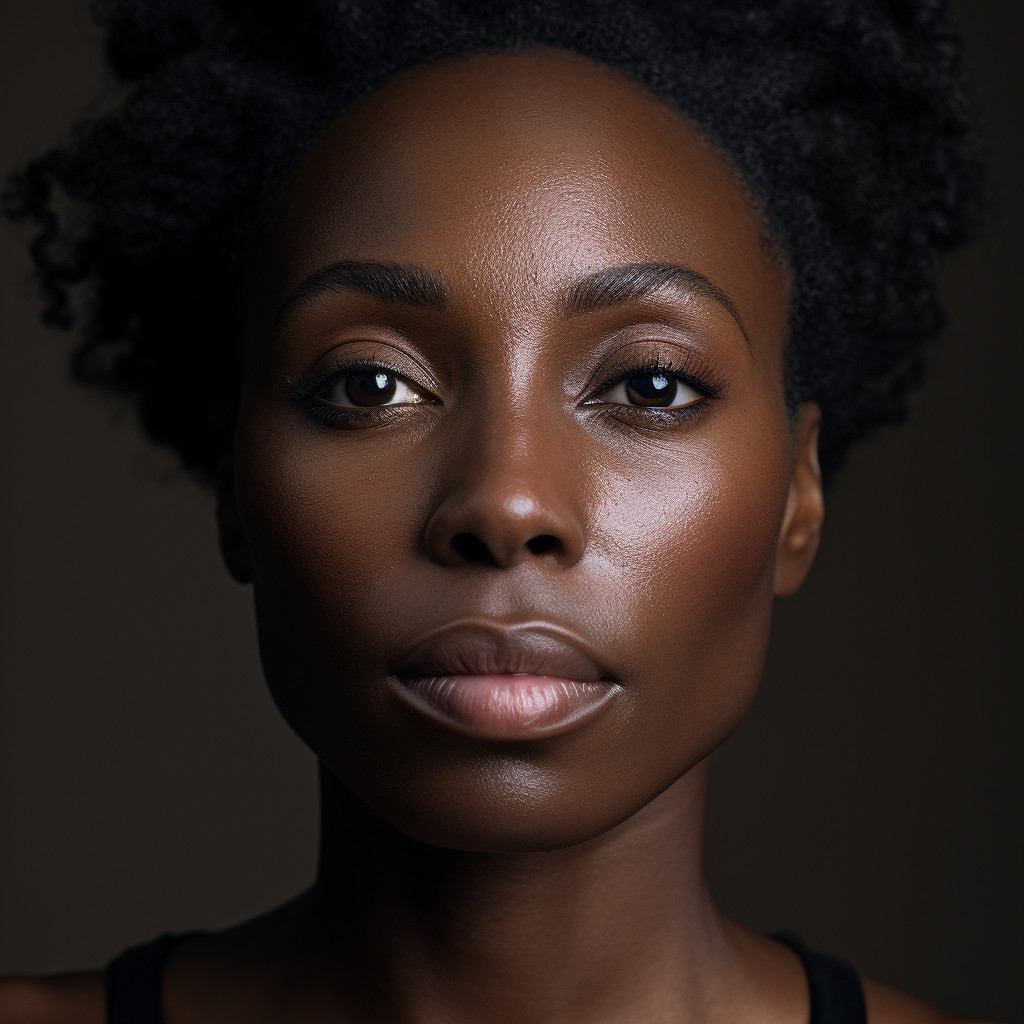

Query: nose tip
424 471 586 570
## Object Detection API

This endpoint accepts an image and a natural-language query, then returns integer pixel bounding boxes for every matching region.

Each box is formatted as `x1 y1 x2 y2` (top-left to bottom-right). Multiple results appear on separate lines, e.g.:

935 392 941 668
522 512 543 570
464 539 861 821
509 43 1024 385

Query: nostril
447 531 562 565
451 532 497 565
526 534 560 556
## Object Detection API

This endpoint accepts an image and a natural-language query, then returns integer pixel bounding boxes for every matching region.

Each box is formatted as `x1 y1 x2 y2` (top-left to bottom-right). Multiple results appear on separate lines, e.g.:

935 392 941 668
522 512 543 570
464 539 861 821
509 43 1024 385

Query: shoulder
0 972 105 1024
863 976 1005 1024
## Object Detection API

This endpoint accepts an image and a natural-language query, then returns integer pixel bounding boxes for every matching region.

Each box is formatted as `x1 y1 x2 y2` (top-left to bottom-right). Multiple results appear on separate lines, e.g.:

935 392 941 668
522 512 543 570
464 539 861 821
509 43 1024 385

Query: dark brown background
1 3 1020 1019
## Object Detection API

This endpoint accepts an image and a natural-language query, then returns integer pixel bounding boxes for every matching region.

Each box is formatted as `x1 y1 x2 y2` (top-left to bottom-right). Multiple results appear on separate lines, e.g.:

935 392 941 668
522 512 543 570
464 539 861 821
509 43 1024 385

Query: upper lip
394 620 614 682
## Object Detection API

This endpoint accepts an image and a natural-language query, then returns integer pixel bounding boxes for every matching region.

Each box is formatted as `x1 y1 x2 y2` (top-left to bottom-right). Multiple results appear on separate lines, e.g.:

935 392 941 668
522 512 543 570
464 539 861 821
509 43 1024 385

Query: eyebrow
276 261 448 323
561 263 750 346
275 259 749 345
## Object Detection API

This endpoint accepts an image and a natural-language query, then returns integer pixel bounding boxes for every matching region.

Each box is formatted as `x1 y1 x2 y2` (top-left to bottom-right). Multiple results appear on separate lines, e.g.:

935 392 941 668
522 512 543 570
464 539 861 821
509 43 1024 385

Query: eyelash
288 353 727 429
287 359 427 429
586 353 726 427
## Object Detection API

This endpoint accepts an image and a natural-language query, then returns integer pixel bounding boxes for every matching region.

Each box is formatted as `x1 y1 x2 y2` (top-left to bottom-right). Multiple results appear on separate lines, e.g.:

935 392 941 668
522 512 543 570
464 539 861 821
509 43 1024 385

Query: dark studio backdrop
1 2 1020 1019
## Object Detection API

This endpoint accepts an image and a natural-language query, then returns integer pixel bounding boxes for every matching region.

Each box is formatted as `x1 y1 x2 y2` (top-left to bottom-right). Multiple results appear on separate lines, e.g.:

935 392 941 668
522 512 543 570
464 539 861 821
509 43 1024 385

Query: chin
317 735 711 856
347 776 639 854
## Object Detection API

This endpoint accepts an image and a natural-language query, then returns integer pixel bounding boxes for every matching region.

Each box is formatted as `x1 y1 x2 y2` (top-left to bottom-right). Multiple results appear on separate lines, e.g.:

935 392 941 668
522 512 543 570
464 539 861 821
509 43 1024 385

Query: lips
395 620 612 682
390 620 620 741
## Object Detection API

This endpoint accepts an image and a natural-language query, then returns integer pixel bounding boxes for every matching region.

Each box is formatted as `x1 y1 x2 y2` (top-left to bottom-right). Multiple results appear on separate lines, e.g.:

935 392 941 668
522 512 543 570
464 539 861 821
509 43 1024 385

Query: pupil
346 371 397 407
627 373 675 407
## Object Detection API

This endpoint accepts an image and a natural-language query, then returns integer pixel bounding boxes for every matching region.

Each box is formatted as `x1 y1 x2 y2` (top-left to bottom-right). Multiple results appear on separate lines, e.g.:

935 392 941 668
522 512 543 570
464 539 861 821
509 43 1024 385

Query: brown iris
626 372 676 407
346 371 398 406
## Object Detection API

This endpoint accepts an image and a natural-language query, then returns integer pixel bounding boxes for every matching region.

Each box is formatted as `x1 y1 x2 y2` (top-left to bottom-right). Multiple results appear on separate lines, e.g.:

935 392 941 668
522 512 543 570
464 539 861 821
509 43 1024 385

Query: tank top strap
771 932 867 1024
105 932 201 1024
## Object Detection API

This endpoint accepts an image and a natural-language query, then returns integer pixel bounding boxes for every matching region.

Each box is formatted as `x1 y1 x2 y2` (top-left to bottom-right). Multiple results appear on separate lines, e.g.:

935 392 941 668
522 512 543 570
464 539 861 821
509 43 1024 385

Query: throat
296 760 738 1024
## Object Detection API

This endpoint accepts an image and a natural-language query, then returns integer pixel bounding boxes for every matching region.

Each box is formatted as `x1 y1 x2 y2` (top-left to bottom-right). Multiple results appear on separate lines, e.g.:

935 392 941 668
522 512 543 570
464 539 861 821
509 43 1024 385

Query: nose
423 413 587 570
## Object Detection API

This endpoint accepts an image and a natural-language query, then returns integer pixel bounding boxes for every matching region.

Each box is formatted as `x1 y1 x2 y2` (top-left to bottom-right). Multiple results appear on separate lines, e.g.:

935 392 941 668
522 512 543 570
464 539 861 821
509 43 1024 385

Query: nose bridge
470 391 565 507
423 375 586 569
474 378 554 468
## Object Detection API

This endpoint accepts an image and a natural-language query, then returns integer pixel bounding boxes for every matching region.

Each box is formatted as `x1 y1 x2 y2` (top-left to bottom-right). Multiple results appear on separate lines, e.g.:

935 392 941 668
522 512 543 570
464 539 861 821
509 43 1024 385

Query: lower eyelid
588 402 710 431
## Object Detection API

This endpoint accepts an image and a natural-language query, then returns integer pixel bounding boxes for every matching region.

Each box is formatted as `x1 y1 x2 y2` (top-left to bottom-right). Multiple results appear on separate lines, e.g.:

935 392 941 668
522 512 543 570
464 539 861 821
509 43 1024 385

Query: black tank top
104 930 867 1023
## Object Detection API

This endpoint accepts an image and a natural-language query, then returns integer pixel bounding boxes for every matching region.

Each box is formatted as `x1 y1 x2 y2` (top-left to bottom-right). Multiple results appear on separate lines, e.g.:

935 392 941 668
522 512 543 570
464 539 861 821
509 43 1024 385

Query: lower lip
390 674 618 741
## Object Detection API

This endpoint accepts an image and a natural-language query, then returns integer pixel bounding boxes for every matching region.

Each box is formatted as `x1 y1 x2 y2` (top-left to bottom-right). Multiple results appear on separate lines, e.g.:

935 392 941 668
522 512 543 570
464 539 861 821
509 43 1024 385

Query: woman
0 1 1004 1021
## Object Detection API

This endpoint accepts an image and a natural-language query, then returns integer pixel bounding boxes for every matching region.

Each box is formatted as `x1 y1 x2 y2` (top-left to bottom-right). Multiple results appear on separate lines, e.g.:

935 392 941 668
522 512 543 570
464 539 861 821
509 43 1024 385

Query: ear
216 449 254 584
774 401 825 598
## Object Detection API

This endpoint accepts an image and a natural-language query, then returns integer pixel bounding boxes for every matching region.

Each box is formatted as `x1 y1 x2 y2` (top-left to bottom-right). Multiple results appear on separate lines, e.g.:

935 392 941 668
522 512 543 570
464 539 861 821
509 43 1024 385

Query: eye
596 369 703 410
321 368 431 408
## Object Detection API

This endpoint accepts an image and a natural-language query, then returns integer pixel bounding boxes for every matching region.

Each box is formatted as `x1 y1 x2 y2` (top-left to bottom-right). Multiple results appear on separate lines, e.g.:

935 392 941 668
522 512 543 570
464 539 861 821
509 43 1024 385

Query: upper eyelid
587 362 719 400
312 362 696 394
580 332 725 391
597 363 685 386
295 337 441 390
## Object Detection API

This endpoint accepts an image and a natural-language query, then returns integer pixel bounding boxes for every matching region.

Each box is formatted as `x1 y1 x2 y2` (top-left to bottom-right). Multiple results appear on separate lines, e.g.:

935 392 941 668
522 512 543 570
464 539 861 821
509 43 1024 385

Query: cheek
591 425 791 757
234 412 424 711
240 435 415 617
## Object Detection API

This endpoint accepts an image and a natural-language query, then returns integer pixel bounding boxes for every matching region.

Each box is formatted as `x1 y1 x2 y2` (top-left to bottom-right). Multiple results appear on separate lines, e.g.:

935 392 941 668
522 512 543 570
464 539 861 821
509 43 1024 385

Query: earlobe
773 401 825 598
216 451 254 584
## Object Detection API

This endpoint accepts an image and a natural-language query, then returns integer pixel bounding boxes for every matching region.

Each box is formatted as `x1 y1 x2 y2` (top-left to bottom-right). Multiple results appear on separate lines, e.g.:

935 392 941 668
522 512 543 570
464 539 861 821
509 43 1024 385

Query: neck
295 758 742 1024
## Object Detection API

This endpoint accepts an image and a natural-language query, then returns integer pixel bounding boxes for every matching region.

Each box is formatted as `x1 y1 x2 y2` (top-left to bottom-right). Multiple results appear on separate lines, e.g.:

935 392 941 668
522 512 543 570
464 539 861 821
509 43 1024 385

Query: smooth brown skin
0 50 995 1024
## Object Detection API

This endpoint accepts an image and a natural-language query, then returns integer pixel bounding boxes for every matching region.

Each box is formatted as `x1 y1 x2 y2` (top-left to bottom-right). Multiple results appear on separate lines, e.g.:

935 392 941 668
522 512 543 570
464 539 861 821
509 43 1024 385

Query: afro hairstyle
5 0 984 483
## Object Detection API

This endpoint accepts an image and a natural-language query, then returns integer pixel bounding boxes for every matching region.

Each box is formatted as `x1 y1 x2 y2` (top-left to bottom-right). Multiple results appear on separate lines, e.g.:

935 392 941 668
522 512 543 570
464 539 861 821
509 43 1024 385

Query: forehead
248 48 787 349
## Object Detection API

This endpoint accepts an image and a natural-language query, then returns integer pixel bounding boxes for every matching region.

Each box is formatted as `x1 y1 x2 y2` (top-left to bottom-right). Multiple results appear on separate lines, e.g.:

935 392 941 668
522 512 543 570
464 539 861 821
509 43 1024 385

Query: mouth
390 620 621 741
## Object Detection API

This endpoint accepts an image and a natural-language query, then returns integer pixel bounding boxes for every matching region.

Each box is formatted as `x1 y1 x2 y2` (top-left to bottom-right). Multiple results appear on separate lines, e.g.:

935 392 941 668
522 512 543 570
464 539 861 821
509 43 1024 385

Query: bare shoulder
863 975 1004 1024
0 972 105 1024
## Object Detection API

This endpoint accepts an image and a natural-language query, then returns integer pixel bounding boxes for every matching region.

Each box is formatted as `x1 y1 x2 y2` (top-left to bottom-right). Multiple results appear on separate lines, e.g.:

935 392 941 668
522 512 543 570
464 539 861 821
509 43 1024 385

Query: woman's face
227 49 822 852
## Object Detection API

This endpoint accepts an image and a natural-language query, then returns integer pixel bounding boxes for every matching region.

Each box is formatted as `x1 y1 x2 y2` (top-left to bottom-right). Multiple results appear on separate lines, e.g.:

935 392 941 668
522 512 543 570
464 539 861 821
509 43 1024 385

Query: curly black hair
5 0 983 483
